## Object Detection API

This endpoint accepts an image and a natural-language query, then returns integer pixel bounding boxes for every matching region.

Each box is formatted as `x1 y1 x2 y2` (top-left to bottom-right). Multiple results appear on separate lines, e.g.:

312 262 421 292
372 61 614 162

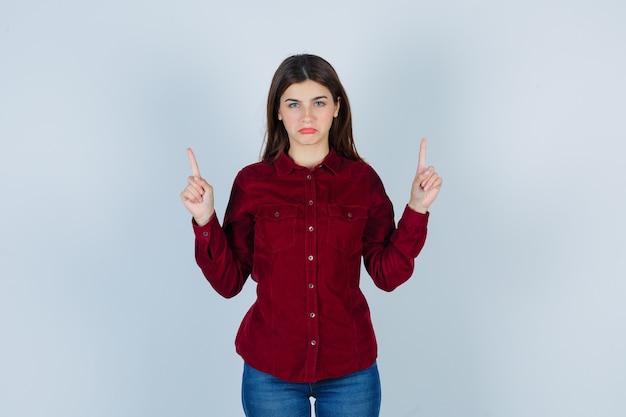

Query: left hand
408 138 442 214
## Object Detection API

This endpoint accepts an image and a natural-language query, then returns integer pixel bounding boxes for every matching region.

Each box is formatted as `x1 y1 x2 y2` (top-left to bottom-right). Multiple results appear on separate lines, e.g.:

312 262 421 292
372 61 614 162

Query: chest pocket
327 204 368 255
254 204 299 252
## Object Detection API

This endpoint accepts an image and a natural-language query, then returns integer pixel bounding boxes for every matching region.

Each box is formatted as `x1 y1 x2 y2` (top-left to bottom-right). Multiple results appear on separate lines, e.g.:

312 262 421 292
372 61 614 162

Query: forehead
281 80 332 100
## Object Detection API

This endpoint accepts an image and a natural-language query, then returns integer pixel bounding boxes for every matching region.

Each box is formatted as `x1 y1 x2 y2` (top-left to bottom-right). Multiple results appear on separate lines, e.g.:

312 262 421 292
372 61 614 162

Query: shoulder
338 157 383 183
233 160 276 183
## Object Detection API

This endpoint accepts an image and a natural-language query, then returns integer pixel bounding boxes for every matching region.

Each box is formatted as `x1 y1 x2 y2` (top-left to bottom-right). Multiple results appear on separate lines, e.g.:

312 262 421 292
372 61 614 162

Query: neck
288 145 330 169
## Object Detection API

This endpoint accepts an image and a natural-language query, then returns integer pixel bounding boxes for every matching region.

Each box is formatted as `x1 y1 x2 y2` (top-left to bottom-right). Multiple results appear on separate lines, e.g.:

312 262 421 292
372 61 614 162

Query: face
277 79 340 153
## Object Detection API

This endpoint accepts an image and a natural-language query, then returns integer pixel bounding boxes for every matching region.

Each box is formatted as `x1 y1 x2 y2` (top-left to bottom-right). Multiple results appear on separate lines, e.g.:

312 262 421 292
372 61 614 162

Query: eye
288 102 299 108
314 101 326 107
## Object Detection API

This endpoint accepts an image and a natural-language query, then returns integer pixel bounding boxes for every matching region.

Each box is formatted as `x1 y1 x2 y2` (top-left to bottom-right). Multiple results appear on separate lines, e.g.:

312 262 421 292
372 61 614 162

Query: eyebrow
284 95 329 103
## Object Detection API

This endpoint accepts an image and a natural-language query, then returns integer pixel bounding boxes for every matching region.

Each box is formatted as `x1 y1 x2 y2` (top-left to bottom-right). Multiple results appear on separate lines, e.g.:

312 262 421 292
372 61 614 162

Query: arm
363 138 442 291
181 149 252 298
362 188 429 292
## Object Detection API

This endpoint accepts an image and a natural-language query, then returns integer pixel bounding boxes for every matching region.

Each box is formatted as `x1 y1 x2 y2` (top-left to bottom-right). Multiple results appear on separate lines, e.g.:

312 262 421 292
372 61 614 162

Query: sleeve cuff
192 212 219 240
402 205 429 228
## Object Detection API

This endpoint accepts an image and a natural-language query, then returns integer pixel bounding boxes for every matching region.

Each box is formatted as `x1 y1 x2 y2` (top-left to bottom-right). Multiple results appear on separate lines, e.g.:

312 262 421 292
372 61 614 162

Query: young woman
181 54 442 417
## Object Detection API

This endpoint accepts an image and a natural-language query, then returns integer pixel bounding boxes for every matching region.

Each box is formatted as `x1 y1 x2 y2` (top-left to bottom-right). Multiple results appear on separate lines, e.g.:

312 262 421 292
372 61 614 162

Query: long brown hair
261 54 363 162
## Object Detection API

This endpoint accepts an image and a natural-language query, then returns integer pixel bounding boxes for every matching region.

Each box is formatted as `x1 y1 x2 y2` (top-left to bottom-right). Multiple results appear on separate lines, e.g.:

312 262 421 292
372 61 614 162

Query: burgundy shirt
192 149 429 383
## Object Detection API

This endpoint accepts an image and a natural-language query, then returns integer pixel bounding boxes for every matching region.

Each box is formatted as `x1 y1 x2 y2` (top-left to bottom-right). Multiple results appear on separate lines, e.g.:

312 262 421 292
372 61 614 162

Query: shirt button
306 174 312 180
274 211 280 217
310 312 316 318
308 226 314 232
308 255 314 261
308 200 314 206
308 283 314 289
311 340 317 346
202 231 208 236
347 212 353 218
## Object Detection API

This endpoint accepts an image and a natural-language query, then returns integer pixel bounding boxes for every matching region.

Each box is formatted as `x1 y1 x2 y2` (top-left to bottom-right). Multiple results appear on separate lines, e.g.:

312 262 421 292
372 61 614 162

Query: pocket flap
327 204 367 222
257 204 299 221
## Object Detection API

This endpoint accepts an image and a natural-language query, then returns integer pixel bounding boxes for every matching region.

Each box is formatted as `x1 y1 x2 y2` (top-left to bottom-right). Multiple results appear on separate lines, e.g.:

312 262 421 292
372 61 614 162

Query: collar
274 149 341 177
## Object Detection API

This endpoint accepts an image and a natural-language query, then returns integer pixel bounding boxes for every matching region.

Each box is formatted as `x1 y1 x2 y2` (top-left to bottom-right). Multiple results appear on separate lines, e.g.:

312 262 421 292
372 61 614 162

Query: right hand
180 148 215 226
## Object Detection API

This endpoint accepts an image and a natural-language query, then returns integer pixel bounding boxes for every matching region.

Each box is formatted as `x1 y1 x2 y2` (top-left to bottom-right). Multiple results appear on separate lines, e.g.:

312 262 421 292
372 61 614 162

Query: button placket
303 170 320 371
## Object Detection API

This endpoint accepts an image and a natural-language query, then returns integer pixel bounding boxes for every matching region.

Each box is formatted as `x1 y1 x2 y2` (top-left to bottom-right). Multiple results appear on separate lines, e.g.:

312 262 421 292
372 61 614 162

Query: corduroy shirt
192 149 429 383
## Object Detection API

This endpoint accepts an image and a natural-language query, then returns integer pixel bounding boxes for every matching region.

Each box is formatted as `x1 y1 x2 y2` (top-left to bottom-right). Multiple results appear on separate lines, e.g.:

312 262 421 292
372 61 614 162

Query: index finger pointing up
418 138 427 173
187 148 201 177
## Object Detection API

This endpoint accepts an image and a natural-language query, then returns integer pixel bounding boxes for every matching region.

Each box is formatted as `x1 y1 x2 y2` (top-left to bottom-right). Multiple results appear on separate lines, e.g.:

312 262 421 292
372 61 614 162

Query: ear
277 111 283 121
334 97 341 118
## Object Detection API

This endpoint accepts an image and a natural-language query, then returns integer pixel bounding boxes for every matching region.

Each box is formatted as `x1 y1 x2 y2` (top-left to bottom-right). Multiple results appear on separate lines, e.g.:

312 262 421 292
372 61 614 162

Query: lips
298 128 317 134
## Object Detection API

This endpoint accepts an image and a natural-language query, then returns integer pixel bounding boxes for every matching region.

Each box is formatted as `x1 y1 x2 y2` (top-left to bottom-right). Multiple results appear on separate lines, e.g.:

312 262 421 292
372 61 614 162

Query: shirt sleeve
193 173 254 298
361 172 429 292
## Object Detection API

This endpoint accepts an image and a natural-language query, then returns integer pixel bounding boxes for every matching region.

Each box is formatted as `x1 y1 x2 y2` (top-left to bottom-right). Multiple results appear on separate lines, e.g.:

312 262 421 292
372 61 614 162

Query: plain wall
1 1 625 416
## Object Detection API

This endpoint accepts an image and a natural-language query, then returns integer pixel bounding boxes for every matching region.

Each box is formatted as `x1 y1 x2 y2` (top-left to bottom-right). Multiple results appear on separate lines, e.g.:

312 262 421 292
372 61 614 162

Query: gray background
1 0 625 416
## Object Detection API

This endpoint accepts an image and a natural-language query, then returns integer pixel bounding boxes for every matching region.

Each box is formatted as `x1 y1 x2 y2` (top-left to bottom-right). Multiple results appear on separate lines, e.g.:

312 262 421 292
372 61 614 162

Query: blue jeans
241 362 381 417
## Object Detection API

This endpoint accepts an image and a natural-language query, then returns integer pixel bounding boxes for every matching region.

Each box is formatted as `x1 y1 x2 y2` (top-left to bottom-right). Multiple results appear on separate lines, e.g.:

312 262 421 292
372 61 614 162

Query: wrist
194 210 214 227
407 202 428 214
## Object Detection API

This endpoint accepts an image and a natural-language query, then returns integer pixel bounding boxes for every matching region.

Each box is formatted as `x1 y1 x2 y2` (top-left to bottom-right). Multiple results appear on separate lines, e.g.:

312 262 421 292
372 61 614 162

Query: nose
302 105 313 122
